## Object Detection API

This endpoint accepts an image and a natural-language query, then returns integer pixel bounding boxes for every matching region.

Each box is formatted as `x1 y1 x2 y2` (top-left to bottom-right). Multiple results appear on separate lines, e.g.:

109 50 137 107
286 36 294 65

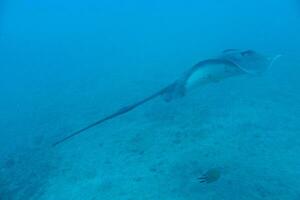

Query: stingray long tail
52 84 174 147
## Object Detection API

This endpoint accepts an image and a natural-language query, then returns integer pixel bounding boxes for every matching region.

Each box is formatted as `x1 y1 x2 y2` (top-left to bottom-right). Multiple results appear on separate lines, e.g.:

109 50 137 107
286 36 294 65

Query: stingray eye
241 50 255 56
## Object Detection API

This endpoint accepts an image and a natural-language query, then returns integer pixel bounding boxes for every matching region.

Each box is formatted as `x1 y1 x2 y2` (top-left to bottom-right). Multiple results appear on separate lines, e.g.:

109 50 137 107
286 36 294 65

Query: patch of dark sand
0 148 58 200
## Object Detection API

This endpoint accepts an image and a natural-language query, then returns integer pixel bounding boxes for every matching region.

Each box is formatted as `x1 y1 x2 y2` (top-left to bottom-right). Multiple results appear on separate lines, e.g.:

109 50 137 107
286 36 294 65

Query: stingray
52 49 278 147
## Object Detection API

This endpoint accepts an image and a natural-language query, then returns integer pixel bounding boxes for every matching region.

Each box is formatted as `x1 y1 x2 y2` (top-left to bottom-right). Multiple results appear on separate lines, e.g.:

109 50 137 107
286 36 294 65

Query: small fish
198 168 221 183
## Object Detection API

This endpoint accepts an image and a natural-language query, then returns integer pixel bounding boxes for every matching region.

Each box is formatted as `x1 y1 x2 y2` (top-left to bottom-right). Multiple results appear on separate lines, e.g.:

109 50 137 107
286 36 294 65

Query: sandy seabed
1 61 300 200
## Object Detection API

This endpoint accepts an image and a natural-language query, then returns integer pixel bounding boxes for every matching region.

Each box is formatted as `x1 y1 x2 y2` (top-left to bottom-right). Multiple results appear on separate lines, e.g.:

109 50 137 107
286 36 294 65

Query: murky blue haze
0 0 299 199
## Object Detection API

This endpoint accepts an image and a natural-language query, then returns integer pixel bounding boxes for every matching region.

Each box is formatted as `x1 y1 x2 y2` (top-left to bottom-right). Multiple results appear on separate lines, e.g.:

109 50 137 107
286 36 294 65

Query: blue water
0 0 300 199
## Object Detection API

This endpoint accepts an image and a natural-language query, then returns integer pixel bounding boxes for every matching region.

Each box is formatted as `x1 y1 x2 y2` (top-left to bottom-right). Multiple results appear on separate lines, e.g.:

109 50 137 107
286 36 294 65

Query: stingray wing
221 49 272 75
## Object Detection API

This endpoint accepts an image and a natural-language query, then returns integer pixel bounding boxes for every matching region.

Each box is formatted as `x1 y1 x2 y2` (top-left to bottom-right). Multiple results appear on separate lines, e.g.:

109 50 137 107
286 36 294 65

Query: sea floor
1 60 300 200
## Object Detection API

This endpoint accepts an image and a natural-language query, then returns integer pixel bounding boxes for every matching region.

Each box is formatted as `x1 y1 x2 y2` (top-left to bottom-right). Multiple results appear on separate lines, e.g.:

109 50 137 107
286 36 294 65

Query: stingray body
163 49 271 101
52 49 272 146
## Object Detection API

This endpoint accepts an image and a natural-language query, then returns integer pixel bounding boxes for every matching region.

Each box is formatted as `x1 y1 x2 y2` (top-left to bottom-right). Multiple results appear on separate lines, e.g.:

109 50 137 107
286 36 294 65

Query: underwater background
0 0 300 199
